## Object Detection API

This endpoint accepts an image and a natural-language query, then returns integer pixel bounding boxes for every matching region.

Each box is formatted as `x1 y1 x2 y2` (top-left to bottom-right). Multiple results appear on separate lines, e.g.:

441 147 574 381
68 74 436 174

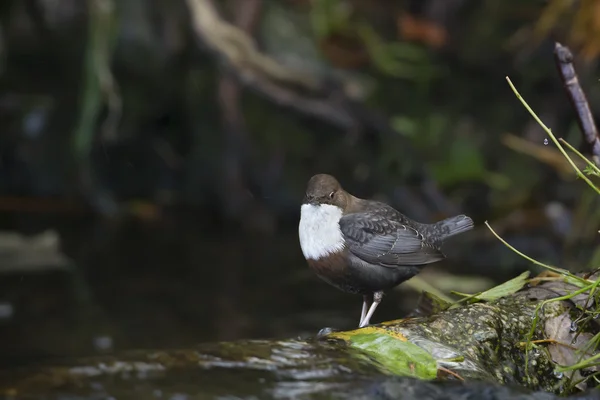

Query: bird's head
303 174 350 211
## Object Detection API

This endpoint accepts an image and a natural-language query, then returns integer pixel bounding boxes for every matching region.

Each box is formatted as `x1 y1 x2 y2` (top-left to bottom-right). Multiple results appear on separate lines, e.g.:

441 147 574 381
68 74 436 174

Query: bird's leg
359 294 371 327
359 291 383 328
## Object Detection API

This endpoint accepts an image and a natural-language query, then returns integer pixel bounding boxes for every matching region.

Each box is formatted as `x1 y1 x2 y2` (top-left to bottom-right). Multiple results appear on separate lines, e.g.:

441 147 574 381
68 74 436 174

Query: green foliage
310 0 434 79
357 24 433 79
486 76 600 391
451 271 531 305
310 0 353 38
391 114 510 188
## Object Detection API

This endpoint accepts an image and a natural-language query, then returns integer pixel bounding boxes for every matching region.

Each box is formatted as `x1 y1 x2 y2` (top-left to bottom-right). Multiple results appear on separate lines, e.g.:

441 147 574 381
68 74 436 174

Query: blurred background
0 0 599 371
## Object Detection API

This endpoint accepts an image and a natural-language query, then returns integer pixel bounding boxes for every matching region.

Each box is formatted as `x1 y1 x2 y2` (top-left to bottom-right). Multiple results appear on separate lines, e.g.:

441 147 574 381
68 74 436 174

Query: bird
298 174 474 328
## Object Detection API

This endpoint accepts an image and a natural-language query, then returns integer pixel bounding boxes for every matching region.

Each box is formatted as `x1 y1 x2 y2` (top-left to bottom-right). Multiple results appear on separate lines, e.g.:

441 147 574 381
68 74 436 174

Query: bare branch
186 0 357 129
553 42 600 166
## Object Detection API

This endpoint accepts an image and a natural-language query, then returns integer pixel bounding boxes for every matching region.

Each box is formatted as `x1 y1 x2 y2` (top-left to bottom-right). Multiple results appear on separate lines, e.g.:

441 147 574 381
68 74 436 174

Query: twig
553 42 600 166
437 366 464 381
186 0 356 129
505 77 600 197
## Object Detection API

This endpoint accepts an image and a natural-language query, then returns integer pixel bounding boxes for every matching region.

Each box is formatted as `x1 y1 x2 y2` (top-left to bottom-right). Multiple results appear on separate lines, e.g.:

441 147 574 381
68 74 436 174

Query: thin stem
559 138 600 176
558 350 600 372
485 221 589 286
506 77 600 196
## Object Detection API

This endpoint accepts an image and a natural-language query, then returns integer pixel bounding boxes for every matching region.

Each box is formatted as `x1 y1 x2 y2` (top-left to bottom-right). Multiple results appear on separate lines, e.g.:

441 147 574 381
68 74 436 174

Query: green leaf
453 271 531 303
391 116 418 137
476 271 531 301
332 328 438 379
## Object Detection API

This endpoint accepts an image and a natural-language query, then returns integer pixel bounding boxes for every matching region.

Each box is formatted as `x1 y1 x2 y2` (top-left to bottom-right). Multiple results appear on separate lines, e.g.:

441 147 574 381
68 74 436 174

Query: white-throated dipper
298 174 474 327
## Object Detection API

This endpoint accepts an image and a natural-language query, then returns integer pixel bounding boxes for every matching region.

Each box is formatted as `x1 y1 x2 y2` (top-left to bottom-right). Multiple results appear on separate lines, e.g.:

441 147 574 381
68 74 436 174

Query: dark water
0 209 428 369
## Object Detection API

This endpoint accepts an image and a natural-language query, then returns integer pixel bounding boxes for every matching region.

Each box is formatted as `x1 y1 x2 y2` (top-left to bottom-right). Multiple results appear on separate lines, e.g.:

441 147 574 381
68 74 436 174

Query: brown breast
307 248 420 295
307 250 361 294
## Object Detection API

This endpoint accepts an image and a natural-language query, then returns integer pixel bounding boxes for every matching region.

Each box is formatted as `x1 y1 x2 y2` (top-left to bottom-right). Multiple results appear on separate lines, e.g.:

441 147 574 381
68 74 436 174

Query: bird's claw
316 327 337 338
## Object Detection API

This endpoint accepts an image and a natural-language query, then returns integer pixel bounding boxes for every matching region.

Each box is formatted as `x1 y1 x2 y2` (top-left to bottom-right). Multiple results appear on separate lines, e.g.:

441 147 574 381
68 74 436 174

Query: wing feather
339 211 444 267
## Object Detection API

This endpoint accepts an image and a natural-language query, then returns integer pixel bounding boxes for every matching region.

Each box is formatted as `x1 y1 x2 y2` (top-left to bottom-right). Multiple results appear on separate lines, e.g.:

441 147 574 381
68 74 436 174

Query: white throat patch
298 204 345 260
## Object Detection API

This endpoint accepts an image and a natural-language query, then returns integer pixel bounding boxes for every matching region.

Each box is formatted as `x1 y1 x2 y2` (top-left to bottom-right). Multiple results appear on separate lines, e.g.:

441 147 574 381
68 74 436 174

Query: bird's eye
329 191 335 199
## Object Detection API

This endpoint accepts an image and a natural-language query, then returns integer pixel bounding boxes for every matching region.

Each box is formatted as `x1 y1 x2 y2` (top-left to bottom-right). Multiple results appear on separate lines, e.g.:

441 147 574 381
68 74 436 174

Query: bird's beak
303 195 318 205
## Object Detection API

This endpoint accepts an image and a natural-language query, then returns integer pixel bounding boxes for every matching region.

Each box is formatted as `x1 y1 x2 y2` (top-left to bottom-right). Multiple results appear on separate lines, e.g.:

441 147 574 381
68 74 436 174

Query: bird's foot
358 291 383 328
316 327 337 338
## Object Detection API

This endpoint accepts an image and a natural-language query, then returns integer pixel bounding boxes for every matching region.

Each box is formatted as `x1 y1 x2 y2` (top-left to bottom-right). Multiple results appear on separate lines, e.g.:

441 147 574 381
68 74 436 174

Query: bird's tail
435 215 474 240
